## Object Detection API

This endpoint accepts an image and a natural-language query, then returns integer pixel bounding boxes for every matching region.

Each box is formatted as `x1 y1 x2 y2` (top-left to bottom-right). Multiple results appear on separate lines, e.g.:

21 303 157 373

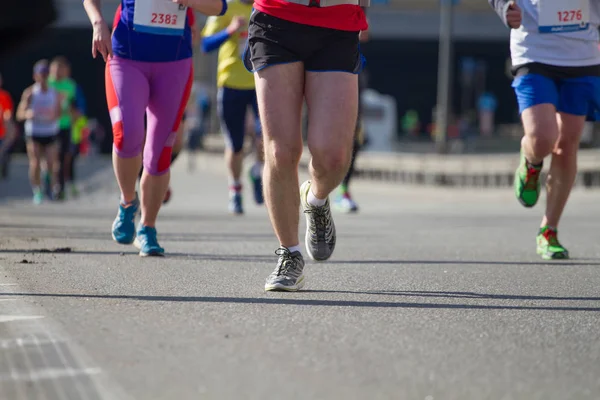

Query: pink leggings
106 56 193 175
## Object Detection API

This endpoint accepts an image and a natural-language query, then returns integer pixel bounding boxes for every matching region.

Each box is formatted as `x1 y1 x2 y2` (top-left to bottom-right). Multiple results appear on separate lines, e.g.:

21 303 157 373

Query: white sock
307 188 326 207
286 244 302 255
251 162 263 178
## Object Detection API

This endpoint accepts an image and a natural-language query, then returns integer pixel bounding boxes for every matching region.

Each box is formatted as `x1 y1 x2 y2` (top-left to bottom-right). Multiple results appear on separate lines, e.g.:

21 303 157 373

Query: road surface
1 153 600 400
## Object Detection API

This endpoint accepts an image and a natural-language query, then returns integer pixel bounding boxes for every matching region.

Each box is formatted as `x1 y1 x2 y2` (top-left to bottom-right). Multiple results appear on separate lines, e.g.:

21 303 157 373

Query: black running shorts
243 11 364 74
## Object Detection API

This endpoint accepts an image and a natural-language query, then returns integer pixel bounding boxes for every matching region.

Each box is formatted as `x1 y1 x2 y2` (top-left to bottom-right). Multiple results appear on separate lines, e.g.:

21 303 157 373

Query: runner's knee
265 140 302 167
522 105 559 157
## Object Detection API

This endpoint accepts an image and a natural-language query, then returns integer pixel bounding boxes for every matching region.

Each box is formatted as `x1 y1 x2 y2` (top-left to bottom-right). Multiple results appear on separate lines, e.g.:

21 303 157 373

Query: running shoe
335 192 359 213
229 192 243 215
33 190 43 205
264 247 305 291
249 169 264 205
537 226 569 260
514 149 542 208
300 180 336 261
134 225 165 257
111 195 139 245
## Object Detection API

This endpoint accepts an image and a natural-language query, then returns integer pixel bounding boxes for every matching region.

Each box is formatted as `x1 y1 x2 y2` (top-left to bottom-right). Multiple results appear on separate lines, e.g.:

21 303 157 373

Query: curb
201 134 600 189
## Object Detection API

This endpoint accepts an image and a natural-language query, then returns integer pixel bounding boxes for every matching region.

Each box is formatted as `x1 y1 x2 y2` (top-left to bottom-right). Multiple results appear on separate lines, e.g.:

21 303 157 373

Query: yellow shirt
201 1 255 90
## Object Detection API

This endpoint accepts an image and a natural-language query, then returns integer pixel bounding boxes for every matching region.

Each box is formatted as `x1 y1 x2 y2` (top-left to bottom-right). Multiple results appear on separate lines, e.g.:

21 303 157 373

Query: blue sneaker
229 192 244 215
249 168 264 205
133 225 165 257
111 196 139 245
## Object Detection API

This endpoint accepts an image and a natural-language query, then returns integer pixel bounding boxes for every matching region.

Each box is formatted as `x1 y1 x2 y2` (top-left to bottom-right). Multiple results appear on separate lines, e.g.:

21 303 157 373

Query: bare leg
255 62 305 248
542 112 585 228
305 71 358 199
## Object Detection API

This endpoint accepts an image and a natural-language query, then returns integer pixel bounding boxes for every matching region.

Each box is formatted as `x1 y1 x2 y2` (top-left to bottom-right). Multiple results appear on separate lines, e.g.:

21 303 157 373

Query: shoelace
524 166 540 190
274 248 299 276
542 228 560 247
304 205 330 240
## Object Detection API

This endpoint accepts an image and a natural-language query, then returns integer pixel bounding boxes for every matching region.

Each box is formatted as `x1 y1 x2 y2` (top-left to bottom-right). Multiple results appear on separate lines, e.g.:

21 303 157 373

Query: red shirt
0 89 14 139
253 0 367 31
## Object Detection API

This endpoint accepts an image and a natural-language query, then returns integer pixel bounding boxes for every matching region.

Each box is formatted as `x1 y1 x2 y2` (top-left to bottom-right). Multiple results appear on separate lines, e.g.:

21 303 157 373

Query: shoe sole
264 275 305 292
111 231 135 245
133 238 165 257
537 249 569 260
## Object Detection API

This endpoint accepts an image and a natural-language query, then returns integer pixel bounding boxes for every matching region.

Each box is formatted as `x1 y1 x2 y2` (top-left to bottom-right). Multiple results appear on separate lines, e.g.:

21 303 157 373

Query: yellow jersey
201 1 255 90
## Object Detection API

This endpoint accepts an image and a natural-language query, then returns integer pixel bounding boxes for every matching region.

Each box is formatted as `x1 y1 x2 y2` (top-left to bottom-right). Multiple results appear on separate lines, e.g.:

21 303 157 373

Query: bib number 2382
538 0 590 33
134 0 187 36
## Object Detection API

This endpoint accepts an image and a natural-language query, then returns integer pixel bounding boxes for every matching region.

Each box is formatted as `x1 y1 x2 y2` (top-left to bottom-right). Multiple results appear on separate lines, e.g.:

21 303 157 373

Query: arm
53 93 64 121
200 15 236 53
83 0 113 60
16 88 33 122
82 0 104 26
174 0 227 17
488 0 513 27
201 29 231 53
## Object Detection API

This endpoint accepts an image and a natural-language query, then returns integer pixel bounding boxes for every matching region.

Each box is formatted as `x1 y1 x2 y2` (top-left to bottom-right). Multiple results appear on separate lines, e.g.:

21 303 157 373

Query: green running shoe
537 226 569 260
514 150 542 208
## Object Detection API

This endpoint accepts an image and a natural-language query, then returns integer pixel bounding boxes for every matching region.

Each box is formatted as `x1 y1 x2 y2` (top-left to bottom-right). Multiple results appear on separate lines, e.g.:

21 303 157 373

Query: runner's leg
140 59 193 229
255 63 305 247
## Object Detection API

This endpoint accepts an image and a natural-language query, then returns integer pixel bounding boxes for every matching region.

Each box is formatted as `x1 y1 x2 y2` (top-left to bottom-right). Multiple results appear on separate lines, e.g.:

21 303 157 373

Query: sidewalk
202 134 600 188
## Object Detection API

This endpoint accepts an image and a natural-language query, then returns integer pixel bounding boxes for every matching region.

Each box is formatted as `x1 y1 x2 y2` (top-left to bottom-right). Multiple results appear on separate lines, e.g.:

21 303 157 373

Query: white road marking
0 367 102 382
0 298 17 302
0 315 44 323
0 336 65 349
0 283 18 286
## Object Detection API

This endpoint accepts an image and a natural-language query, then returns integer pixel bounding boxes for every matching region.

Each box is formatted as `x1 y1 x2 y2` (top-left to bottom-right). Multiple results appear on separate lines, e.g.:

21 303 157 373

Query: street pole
435 0 455 154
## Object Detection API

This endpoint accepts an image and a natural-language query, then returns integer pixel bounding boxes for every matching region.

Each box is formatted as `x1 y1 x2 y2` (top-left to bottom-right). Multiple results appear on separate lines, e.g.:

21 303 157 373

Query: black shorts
243 11 364 74
28 135 58 147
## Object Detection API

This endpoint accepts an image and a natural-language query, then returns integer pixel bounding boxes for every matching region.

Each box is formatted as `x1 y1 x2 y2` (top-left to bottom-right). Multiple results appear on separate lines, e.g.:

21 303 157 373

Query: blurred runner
67 98 89 198
49 56 78 201
244 0 368 291
0 73 15 180
489 0 600 259
83 0 226 257
335 20 369 213
201 1 264 215
16 60 61 204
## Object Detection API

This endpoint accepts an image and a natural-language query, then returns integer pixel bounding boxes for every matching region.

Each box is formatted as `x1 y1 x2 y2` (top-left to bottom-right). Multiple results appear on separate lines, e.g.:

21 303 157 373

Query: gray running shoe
300 180 336 261
264 247 305 292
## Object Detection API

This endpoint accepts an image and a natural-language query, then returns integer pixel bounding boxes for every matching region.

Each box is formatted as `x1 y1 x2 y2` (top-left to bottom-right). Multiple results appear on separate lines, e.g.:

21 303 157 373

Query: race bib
238 31 249 58
538 0 590 33
133 0 187 36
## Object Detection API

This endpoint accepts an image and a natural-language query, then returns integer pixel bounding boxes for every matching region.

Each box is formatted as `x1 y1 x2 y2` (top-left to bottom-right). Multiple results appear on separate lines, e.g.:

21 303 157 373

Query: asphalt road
1 152 600 400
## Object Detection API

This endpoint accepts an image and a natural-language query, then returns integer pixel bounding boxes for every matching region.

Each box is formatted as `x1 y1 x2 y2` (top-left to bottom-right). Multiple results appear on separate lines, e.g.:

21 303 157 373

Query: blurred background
2 0 599 159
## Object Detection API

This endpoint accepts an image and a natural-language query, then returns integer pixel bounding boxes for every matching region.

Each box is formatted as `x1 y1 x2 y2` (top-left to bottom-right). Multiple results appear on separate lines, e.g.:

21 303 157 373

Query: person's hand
227 16 247 35
91 20 112 61
506 1 522 29
359 28 369 43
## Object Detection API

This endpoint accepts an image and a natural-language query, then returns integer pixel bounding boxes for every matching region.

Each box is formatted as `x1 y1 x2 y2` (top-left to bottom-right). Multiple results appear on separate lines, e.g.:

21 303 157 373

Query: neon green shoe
536 226 569 260
514 150 542 208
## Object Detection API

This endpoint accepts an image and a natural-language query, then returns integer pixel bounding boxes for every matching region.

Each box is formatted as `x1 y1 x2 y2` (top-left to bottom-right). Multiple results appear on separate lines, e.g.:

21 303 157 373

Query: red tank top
253 0 367 32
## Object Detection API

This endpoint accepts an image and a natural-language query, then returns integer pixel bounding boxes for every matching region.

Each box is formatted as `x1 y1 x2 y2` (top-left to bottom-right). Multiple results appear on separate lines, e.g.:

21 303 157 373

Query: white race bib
538 0 590 33
133 0 187 36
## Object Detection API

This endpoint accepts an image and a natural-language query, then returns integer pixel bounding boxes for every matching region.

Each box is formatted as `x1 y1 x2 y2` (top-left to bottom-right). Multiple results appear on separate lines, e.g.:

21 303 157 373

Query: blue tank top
112 0 194 63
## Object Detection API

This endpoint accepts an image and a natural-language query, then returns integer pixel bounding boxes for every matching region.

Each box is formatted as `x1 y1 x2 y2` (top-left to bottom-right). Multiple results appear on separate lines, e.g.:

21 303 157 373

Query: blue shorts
512 73 600 117
217 87 261 153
